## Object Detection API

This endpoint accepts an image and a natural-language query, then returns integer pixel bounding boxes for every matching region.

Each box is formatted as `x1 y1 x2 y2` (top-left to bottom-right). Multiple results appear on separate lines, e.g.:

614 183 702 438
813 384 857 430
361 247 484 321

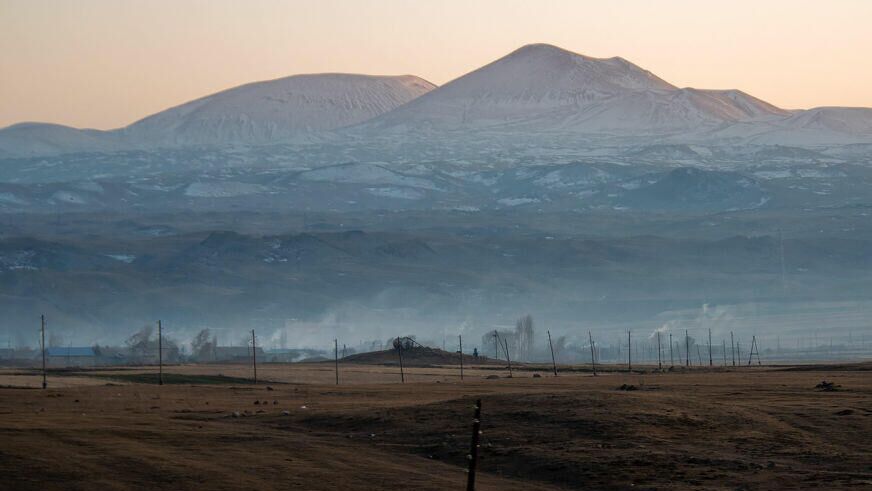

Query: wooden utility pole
588 330 597 376
334 338 339 385
40 315 46 389
748 335 762 366
157 320 163 386
731 331 736 366
657 331 662 370
503 339 513 378
628 330 632 372
251 329 257 384
466 399 482 491
685 329 690 367
708 328 713 367
547 330 557 376
397 337 405 383
458 335 464 381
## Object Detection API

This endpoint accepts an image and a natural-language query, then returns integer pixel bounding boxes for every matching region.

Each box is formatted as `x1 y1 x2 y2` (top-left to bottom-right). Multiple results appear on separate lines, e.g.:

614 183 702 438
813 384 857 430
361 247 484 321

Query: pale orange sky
2 0 871 130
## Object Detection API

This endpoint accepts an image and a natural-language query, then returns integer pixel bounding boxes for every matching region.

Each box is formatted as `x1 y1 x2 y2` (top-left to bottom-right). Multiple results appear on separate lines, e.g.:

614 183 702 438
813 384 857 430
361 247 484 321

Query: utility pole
628 330 632 372
458 335 464 381
669 332 674 367
657 331 662 370
334 338 339 385
547 330 557 376
40 315 46 389
685 329 690 367
722 339 727 366
588 330 597 376
708 328 713 367
251 329 257 384
731 331 736 367
503 339 513 378
158 320 163 386
397 337 405 383
466 399 482 491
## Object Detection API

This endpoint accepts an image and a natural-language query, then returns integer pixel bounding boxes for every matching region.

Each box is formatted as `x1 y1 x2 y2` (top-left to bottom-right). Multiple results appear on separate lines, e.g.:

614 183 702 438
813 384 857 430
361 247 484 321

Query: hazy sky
2 0 871 129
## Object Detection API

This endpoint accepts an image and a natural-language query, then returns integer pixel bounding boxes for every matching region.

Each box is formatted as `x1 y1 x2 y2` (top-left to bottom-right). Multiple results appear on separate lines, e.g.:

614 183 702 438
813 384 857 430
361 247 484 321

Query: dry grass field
0 359 870 490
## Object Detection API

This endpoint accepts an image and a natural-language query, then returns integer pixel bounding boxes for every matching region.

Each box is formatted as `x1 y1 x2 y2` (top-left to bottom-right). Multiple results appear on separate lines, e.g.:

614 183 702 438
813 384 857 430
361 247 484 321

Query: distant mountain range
2 43 871 158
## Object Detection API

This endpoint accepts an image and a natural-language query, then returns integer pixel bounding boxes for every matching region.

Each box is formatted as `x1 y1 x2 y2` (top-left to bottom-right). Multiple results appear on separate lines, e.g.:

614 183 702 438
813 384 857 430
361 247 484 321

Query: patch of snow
184 181 267 198
497 197 539 206
366 187 424 200
105 254 136 263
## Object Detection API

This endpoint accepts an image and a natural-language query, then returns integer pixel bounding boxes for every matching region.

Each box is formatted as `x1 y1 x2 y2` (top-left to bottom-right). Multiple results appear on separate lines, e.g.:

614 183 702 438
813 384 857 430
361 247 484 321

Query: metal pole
458 335 464 381
466 399 482 491
547 330 557 376
158 320 163 386
334 338 339 385
628 330 632 372
588 330 597 376
41 315 46 389
251 329 257 384
669 332 673 367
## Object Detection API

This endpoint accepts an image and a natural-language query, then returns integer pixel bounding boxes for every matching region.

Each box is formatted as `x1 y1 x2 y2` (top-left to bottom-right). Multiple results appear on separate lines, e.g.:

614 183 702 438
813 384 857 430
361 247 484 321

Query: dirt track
0 363 870 490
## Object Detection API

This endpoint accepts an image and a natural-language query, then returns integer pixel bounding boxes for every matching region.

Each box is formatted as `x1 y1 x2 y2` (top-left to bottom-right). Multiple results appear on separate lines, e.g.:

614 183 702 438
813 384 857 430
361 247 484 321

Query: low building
45 347 97 367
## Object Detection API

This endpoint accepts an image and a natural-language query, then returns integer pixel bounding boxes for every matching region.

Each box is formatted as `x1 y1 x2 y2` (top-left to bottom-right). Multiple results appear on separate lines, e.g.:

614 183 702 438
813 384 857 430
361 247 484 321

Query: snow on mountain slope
120 74 435 146
0 122 120 157
362 44 788 134
704 107 872 145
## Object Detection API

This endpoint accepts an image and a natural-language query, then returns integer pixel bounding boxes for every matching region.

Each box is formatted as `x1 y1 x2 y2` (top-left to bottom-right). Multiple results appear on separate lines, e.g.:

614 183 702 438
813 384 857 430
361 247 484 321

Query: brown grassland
0 360 870 490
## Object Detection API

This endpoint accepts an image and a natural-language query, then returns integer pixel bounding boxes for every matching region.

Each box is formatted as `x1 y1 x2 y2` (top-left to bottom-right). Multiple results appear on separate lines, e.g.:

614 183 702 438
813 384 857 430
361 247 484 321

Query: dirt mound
341 347 499 367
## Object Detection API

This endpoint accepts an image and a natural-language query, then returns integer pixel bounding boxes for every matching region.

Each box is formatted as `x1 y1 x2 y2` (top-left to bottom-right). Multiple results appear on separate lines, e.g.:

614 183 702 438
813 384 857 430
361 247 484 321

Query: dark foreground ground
0 363 870 490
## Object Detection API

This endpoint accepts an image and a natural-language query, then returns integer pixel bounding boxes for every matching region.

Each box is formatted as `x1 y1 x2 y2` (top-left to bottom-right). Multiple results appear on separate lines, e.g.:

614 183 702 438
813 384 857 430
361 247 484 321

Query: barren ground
0 362 870 490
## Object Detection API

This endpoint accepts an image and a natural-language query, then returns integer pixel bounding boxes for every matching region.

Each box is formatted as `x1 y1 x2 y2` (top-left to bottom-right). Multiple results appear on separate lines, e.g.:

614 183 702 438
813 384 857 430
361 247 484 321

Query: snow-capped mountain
0 73 435 156
361 44 789 134
120 73 435 146
1 42 871 167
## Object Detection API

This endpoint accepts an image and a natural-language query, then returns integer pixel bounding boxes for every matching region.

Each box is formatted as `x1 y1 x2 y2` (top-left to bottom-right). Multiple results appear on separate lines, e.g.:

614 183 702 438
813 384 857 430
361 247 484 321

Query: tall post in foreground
669 332 674 368
466 399 482 491
588 330 597 376
657 331 662 370
685 329 690 367
731 331 736 367
397 337 405 383
628 330 632 372
40 315 46 389
334 338 339 385
503 339 513 378
708 328 713 367
157 320 163 386
251 329 257 385
547 330 557 376
458 335 464 381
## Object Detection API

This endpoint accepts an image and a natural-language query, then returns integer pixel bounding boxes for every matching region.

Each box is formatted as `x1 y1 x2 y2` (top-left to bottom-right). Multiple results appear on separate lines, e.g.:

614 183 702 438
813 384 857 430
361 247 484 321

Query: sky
2 0 871 130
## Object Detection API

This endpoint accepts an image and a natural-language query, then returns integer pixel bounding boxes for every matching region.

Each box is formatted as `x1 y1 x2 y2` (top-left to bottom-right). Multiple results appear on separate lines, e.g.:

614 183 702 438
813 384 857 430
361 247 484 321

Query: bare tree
191 328 216 361
515 315 535 362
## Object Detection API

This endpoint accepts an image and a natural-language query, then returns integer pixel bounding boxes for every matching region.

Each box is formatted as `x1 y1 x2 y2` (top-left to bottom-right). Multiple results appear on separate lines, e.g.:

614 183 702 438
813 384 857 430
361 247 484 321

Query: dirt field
0 362 870 490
